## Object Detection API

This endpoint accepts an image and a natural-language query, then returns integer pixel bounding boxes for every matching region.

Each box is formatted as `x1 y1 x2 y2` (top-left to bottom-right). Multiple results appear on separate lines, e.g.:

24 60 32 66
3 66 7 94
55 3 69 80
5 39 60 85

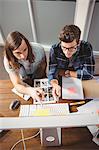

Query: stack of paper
77 99 99 113
77 99 99 146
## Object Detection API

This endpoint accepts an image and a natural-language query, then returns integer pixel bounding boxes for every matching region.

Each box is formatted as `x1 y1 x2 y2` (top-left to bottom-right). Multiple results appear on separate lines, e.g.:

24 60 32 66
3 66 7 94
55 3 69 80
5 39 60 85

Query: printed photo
34 78 56 104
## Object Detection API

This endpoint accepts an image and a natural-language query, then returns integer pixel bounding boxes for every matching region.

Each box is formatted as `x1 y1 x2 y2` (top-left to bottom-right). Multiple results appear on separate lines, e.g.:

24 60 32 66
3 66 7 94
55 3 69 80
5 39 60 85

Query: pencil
70 101 85 106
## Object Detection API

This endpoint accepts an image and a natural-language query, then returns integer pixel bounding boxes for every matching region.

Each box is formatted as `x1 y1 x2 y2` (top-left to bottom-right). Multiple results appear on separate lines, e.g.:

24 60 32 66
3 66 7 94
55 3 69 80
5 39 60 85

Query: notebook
62 77 84 99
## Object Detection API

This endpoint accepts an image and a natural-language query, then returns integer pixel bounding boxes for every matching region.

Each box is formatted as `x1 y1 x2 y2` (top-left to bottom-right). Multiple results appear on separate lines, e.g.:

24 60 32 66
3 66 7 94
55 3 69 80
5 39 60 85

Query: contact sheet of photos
34 78 55 104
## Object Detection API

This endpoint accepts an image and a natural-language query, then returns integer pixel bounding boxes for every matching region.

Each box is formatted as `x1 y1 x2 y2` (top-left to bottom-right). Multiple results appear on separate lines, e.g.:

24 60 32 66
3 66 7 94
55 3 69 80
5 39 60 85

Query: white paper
77 99 99 141
92 130 99 146
62 77 84 99
12 88 30 101
87 125 99 136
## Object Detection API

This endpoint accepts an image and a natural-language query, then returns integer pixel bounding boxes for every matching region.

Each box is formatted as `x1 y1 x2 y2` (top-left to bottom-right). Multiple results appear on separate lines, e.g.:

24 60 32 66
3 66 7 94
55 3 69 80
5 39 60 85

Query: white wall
0 0 4 45
32 1 75 45
88 2 99 51
0 1 2 23
0 0 75 46
1 0 99 51
1 0 33 41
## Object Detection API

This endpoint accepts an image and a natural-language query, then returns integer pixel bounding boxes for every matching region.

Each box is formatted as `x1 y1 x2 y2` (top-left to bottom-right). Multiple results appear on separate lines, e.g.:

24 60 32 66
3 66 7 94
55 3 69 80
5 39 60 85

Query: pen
54 95 59 103
37 91 43 107
70 101 85 106
37 99 43 107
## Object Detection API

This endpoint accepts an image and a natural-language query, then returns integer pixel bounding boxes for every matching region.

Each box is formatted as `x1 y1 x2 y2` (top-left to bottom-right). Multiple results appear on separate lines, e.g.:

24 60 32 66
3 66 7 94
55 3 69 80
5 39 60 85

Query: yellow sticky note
32 108 50 116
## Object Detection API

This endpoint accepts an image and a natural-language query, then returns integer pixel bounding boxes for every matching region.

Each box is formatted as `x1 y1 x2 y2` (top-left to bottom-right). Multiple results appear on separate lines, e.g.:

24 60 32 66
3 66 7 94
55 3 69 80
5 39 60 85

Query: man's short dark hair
59 25 81 44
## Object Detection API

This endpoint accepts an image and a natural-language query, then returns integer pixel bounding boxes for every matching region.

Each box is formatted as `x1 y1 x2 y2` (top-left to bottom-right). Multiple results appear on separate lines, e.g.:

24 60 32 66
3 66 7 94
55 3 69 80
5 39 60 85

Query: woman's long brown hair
4 31 35 69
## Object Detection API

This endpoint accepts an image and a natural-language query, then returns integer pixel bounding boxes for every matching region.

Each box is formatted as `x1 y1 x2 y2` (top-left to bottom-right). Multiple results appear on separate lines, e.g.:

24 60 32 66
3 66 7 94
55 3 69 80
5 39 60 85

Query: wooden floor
0 127 99 150
0 46 99 149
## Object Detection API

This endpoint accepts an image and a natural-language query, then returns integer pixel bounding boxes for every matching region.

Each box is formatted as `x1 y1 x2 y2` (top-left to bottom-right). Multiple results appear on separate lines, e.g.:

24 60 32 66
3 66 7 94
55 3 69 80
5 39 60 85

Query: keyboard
19 103 69 117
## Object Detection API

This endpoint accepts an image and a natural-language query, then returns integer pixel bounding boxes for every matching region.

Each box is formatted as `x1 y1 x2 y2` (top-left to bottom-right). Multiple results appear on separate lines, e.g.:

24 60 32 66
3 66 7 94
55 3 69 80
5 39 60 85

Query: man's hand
52 83 61 101
58 69 70 77
50 79 61 101
65 70 70 77
58 69 77 78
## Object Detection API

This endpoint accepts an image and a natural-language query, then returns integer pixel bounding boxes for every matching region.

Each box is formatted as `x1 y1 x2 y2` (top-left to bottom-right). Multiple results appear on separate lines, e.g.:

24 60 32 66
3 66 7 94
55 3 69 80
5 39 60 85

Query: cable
80 63 99 80
83 67 99 80
21 129 26 150
10 130 40 150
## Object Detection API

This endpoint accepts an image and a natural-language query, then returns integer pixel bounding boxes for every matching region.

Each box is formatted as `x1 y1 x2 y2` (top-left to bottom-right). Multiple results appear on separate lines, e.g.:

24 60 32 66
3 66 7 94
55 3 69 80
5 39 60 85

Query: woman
4 31 47 101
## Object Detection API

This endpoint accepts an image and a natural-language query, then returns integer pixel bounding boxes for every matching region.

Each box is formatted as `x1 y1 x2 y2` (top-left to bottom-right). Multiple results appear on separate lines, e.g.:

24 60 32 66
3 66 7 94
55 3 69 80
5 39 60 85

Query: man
48 25 95 99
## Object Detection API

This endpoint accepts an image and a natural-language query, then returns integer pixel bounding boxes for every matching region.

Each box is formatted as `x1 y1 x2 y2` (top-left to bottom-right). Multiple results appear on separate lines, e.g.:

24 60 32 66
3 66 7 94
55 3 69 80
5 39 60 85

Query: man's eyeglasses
61 44 78 52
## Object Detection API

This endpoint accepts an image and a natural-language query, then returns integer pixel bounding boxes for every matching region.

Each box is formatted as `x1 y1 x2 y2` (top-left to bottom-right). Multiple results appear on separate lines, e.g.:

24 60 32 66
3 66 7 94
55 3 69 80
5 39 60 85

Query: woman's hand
30 87 44 102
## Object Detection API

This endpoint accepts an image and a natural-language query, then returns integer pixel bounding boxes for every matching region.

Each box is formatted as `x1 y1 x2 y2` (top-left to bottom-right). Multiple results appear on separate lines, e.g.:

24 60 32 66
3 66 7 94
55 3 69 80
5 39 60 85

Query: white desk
0 112 98 130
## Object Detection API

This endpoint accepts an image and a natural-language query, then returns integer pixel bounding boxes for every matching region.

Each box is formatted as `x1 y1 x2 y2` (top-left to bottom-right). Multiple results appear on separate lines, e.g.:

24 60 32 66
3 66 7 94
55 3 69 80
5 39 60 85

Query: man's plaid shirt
48 40 95 82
